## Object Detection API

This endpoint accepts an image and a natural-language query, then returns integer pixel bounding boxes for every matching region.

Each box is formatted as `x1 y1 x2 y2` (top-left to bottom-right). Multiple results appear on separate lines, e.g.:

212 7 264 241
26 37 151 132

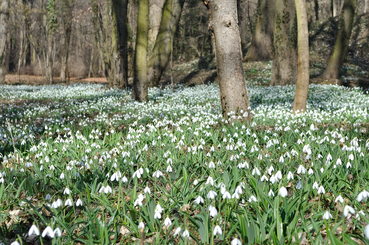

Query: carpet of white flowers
1 83 369 244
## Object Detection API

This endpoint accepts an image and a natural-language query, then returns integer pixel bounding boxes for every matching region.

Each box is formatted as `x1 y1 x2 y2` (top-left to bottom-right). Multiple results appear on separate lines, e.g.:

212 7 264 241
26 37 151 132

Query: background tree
293 0 310 113
46 0 57 84
0 0 9 83
207 0 251 121
133 0 149 101
244 0 275 61
60 0 74 83
323 0 357 80
271 0 298 86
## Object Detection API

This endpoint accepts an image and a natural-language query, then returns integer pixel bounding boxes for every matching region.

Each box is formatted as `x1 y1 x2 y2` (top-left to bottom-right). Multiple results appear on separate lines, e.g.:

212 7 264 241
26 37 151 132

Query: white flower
336 158 342 165
122 176 128 182
279 187 288 198
312 182 319 190
287 171 294 180
317 186 325 194
232 192 240 199
213 225 222 236
206 176 214 186
163 217 172 227
335 195 344 203
308 169 314 175
54 227 62 237
296 181 302 190
42 226 54 238
144 186 151 194
252 167 261 176
248 195 257 203
275 171 282 180
174 227 181 236
261 175 268 181
209 205 218 217
346 162 352 168
60 173 65 179
322 211 332 220
343 205 355 217
348 154 354 161
207 190 217 199
182 229 190 238
268 190 275 197
166 165 172 172
194 196 204 204
63 187 71 195
279 156 284 163
76 199 83 206
297 165 306 174
231 238 242 245
320 168 324 173
153 170 163 178
45 194 51 200
65 199 73 206
155 204 163 213
364 224 369 239
138 222 145 229
235 186 243 195
154 211 161 219
222 191 231 199
10 241 20 245
28 224 40 236
267 165 274 175
208 161 215 168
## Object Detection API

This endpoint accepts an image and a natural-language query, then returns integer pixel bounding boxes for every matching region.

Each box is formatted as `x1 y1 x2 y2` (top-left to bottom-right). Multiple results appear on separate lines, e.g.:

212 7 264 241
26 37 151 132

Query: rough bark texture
244 0 275 61
323 0 356 80
148 0 166 58
237 0 249 55
271 0 298 86
133 0 149 101
147 0 185 87
293 0 310 113
46 0 57 84
60 0 74 83
113 0 129 88
209 0 251 121
0 0 9 83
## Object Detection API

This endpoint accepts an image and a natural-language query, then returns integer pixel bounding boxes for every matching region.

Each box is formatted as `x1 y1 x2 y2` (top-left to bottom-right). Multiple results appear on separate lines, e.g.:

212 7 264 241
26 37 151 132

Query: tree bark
133 0 149 101
271 0 298 86
323 0 356 80
293 0 310 113
148 0 166 58
208 0 251 121
46 0 57 84
244 0 275 61
60 0 74 83
147 0 185 87
237 0 249 55
0 0 9 83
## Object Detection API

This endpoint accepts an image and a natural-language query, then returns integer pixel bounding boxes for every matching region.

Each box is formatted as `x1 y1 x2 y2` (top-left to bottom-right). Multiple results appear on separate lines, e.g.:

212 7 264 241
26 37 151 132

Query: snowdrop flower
45 194 51 200
209 205 218 217
63 187 71 195
76 199 83 207
232 192 240 199
154 211 162 219
182 229 190 238
193 179 199 185
208 161 215 168
279 156 284 163
53 227 62 237
122 176 128 182
279 187 288 198
223 191 231 199
248 195 257 203
134 194 145 207
320 168 324 173
99 185 112 194
152 170 163 178
194 196 204 204
326 154 332 162
357 191 369 202
235 185 243 195
252 167 261 176
364 225 369 239
287 171 294 181
166 165 172 172
65 199 73 206
206 176 214 186
213 225 222 236
207 190 217 199
51 199 63 209
268 190 275 197
138 221 145 230
275 171 282 180
60 173 65 179
11 241 20 245
267 165 274 175
348 154 354 161
296 181 302 190
335 195 344 203
231 238 242 245
144 186 151 194
322 211 333 220
155 204 163 213
336 158 342 165
133 168 144 178
355 210 365 219
343 205 355 217
42 226 54 238
308 169 314 175
261 175 268 182
317 186 325 194
312 182 319 190
164 217 172 227
346 162 352 168
28 224 40 236
297 165 306 174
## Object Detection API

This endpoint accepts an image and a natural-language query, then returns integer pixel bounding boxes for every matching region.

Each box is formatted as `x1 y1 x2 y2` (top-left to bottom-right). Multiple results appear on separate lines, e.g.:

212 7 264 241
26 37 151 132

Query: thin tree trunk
293 0 310 113
0 0 9 83
147 0 185 87
208 0 252 121
271 0 298 86
60 0 74 83
133 0 149 101
46 0 57 84
323 0 356 80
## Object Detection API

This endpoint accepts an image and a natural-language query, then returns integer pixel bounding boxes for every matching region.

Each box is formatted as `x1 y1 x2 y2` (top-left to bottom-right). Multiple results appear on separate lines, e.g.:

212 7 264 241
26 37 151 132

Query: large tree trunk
60 0 74 83
271 0 298 86
323 0 356 80
293 0 310 113
112 0 129 88
237 0 249 55
133 0 149 101
208 0 252 121
148 0 166 58
0 0 9 83
147 0 185 87
244 0 275 61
